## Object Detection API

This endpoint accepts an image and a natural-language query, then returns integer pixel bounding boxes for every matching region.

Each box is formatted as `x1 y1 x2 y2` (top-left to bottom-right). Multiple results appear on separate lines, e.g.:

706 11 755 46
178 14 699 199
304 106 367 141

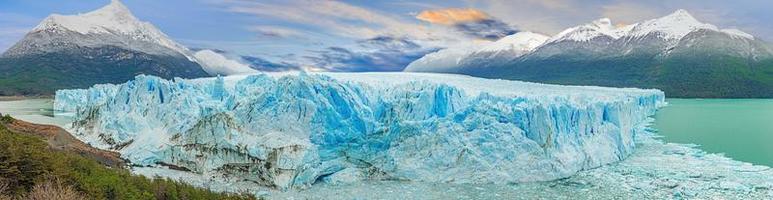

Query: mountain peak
668 9 694 19
629 9 717 40
89 0 136 21
105 0 131 12
476 31 549 53
660 9 701 25
34 0 140 34
30 0 193 60
547 17 632 43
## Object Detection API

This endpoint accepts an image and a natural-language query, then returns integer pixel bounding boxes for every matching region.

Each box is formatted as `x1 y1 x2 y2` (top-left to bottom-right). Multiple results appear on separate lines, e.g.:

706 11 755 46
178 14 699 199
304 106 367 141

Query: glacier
54 72 664 189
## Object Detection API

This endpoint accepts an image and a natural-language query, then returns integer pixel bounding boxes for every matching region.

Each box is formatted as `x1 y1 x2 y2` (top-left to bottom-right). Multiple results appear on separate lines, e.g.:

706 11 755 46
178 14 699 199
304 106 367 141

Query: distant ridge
406 10 773 98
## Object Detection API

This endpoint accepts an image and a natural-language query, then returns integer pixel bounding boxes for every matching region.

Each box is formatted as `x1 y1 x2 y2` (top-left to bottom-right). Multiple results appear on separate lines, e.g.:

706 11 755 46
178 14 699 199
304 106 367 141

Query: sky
1 0 772 71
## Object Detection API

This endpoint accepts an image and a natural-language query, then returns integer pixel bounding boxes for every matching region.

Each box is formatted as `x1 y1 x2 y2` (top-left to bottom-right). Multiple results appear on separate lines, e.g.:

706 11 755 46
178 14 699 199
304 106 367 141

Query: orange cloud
416 8 489 25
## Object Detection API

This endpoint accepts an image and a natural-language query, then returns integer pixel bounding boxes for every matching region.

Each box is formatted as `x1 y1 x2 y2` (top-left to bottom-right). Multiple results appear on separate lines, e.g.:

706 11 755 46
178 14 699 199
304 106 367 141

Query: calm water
0 98 73 127
653 98 773 167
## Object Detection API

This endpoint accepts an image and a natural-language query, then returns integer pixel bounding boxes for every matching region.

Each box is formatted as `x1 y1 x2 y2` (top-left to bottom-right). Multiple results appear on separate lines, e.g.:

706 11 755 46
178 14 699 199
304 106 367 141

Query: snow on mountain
404 32 548 72
31 0 194 60
545 10 754 43
721 29 755 40
627 9 719 40
406 9 760 73
547 18 635 43
55 72 664 189
402 43 479 72
193 50 257 76
474 32 549 54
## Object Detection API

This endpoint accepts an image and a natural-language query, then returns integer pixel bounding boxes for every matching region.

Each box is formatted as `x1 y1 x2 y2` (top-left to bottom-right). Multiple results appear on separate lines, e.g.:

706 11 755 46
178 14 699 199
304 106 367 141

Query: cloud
248 26 305 38
220 0 449 41
416 8 489 25
209 0 470 71
201 0 773 73
454 19 517 40
240 55 301 72
304 36 439 72
416 8 517 40
601 3 663 24
358 36 421 50
521 0 574 11
466 0 596 35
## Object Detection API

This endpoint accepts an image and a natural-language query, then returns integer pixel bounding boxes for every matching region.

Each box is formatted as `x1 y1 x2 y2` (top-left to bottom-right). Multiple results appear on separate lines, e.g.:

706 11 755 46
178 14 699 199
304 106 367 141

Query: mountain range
406 10 773 98
2 2 771 98
0 0 255 96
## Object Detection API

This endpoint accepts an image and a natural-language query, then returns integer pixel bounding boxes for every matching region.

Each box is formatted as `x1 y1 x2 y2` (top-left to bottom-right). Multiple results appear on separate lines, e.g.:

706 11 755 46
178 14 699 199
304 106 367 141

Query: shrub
26 180 86 200
0 180 11 200
0 114 11 124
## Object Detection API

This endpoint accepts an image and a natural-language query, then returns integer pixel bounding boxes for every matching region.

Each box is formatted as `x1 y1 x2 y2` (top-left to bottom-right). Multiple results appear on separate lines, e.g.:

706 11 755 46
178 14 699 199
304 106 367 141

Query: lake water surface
653 98 773 167
0 98 72 126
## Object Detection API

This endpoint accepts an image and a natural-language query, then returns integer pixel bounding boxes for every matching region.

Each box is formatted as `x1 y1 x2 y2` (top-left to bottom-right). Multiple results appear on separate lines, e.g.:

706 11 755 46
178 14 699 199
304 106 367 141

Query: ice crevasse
54 72 665 189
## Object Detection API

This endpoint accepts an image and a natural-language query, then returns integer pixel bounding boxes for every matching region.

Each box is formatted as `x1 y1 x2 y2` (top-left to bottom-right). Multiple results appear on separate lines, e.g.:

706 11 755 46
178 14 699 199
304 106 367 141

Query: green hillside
0 46 208 96
0 115 255 200
469 56 773 98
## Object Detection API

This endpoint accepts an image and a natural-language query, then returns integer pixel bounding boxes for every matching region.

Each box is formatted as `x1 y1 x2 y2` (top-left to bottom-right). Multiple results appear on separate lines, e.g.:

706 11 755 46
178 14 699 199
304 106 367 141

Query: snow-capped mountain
193 50 257 75
3 0 193 59
627 9 753 41
474 32 550 54
547 18 634 43
406 9 773 98
404 32 549 72
0 0 220 95
544 9 753 46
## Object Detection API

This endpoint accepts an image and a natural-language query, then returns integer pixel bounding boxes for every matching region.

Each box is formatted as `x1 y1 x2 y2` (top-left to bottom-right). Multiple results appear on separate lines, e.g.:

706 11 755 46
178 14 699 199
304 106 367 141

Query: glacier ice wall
55 72 664 189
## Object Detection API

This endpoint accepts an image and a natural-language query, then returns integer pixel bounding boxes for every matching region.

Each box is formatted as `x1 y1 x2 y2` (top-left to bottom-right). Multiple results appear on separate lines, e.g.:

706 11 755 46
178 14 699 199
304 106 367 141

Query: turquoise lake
653 98 773 167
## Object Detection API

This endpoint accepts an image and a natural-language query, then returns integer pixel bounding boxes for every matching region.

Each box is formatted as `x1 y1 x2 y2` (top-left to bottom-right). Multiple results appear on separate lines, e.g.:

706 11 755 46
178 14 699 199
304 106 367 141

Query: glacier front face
54 72 664 189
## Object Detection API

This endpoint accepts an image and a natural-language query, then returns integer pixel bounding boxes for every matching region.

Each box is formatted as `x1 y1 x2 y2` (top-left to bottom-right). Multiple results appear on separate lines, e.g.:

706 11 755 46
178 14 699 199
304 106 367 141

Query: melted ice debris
193 50 258 76
56 72 664 189
32 0 193 59
131 124 773 199
268 131 773 200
